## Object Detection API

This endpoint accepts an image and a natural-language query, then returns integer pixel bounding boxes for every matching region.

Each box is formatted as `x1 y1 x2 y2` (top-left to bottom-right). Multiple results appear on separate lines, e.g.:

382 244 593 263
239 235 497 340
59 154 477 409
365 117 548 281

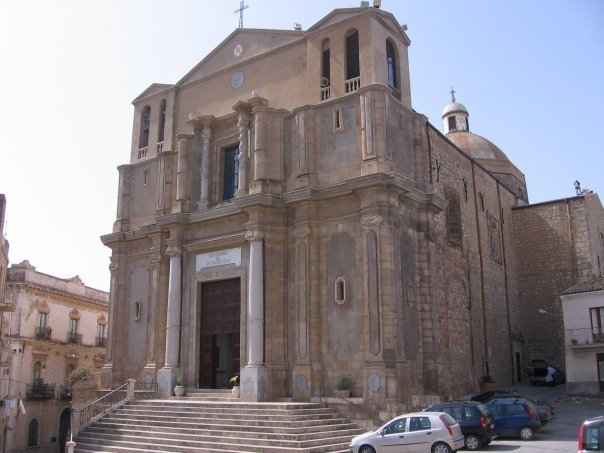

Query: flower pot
479 382 496 392
334 389 351 398
232 386 240 398
174 385 185 397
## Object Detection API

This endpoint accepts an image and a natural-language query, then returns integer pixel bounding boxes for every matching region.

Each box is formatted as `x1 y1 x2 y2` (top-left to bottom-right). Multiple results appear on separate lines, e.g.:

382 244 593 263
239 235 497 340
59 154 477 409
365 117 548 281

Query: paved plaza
481 383 603 452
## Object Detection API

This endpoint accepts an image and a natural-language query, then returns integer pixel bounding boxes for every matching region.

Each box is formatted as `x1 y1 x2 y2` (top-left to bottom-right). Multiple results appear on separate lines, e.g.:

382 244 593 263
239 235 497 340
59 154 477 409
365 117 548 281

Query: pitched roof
562 276 604 295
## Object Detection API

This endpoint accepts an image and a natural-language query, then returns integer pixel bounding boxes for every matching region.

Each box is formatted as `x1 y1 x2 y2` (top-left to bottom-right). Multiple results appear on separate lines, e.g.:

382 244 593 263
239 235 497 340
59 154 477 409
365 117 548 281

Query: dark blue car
486 397 541 440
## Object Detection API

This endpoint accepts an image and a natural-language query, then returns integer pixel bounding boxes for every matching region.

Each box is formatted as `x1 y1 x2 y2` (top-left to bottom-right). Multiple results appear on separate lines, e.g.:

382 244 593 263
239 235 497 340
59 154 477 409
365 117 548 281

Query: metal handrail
78 382 128 428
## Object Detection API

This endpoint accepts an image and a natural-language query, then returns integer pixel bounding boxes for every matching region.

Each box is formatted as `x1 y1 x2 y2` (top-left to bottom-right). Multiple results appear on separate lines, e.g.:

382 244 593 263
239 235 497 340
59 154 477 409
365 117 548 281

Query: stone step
74 436 352 453
94 419 359 434
79 428 358 448
86 424 363 442
122 402 335 416
73 399 362 453
114 408 339 420
130 399 328 410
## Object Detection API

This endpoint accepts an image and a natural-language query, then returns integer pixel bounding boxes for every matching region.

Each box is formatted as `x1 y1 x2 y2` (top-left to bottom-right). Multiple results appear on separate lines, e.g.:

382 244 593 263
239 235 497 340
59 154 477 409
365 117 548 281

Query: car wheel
465 434 482 450
358 446 376 453
432 442 453 453
519 426 534 440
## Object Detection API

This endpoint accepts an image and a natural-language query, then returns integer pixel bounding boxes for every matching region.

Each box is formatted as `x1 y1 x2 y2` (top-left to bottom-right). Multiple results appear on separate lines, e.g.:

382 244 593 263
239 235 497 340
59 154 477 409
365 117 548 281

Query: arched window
158 99 166 142
27 419 39 447
345 30 360 81
321 39 330 87
139 105 151 148
386 40 398 89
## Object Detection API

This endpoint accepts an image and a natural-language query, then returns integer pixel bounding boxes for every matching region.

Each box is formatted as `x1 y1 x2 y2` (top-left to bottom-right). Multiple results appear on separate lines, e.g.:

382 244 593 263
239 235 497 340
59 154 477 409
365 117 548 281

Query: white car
349 411 464 453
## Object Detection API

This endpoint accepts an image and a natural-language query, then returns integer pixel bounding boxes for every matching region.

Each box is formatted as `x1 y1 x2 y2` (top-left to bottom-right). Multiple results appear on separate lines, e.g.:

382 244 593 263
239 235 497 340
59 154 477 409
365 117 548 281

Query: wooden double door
199 278 241 389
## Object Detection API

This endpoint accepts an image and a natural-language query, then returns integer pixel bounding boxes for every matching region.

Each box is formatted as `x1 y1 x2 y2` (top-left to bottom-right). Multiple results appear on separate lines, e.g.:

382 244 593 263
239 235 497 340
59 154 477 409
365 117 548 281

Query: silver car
349 411 464 453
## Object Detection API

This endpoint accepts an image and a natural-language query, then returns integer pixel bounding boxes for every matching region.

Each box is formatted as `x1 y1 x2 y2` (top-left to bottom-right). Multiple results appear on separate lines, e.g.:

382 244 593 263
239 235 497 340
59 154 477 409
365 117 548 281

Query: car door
403 416 436 453
375 417 408 452
503 403 529 435
488 403 509 436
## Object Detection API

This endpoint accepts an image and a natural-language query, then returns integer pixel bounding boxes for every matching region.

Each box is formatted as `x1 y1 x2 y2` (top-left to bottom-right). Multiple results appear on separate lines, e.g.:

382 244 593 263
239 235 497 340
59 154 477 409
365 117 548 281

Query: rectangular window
69 318 78 333
38 313 47 330
334 109 343 131
222 145 240 201
591 307 604 341
446 192 462 247
488 215 503 263
448 116 456 131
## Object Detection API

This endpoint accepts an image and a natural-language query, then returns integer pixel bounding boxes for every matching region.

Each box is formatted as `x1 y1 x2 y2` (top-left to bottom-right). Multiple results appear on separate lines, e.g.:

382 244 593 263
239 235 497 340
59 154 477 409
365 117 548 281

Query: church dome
447 131 510 161
442 102 468 118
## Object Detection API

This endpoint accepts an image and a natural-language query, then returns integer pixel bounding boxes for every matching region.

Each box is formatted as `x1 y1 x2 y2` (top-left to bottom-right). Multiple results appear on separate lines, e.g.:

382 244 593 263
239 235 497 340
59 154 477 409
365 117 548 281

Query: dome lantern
442 88 469 134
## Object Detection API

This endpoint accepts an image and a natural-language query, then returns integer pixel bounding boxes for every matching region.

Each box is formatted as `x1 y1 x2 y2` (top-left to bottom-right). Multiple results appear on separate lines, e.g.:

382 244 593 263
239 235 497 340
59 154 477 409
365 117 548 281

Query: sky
1 0 603 292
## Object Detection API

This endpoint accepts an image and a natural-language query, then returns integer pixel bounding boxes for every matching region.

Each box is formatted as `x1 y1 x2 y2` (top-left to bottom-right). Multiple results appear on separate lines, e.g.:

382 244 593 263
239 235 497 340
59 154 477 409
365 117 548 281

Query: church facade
101 4 603 413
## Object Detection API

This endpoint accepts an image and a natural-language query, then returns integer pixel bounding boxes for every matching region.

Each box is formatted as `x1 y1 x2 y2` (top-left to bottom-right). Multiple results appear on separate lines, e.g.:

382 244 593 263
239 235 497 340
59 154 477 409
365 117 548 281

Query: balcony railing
67 332 83 345
389 85 402 101
35 326 52 341
26 380 56 399
567 327 604 346
96 336 107 347
58 385 72 400
320 86 331 101
345 76 361 93
138 147 148 159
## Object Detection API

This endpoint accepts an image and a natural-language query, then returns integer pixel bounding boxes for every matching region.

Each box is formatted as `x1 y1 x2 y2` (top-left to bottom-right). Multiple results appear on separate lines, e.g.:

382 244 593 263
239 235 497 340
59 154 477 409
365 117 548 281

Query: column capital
108 260 119 273
361 214 384 228
293 225 311 240
166 240 183 257
245 230 265 242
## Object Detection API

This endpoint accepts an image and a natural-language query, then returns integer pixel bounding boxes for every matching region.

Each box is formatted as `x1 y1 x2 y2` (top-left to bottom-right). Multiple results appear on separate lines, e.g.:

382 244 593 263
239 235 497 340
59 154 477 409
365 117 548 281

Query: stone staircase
73 391 365 452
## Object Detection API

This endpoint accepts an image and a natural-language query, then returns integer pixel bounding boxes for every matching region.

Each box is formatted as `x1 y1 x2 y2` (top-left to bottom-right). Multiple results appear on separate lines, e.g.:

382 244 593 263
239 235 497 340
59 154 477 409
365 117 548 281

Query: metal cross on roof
234 1 249 28
450 87 456 103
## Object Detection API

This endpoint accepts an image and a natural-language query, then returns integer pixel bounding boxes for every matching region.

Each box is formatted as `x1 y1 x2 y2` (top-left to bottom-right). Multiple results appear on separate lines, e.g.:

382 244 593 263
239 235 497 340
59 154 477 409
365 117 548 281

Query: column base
241 365 268 402
100 364 113 390
157 367 181 398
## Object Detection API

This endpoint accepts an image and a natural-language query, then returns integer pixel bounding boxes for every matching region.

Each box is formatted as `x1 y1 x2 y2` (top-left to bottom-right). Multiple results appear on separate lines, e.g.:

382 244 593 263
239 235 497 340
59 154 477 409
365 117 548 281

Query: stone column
197 116 213 210
233 102 251 197
249 96 269 190
157 239 183 397
175 134 192 212
143 248 161 384
241 230 268 401
164 240 182 367
101 259 119 389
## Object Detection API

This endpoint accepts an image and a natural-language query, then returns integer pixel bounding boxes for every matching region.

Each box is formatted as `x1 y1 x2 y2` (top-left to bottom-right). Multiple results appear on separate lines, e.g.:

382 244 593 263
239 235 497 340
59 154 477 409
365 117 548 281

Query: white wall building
562 276 604 395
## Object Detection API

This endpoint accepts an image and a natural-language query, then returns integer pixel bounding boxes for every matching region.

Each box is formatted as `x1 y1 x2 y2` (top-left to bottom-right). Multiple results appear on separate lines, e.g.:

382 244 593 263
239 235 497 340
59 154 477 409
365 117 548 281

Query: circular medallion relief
230 71 245 89
368 373 381 393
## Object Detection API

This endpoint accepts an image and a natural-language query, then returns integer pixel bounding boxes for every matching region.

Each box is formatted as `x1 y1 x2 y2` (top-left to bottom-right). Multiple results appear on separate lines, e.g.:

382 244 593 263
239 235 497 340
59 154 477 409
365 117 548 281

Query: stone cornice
280 172 446 213
6 281 109 309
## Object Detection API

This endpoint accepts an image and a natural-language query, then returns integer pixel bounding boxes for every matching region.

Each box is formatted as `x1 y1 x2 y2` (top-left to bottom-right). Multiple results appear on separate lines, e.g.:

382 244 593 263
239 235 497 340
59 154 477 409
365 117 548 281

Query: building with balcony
0 195 15 451
562 276 604 394
1 260 108 452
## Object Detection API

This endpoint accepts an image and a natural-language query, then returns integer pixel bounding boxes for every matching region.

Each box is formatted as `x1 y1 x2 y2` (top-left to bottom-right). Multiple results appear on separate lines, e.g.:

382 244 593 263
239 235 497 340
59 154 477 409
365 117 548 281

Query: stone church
101 3 604 413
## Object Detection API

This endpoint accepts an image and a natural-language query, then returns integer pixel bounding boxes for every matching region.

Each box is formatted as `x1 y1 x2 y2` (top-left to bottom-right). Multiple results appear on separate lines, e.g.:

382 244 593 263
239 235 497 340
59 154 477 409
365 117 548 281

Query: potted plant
334 375 353 398
230 374 240 398
174 375 185 397
479 374 496 392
